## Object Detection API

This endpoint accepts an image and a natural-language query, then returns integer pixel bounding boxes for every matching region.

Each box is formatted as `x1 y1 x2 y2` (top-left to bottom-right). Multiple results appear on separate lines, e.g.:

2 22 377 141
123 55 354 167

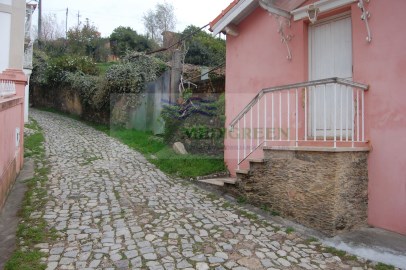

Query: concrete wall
0 69 26 210
224 1 406 234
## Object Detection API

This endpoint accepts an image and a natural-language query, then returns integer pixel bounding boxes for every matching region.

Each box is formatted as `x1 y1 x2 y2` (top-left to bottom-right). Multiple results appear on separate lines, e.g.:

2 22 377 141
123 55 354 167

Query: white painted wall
0 12 11 73
0 0 12 5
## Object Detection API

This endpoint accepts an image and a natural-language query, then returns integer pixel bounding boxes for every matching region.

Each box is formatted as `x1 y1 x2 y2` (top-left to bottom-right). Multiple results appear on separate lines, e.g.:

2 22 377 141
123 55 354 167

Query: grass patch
24 133 44 158
222 202 232 208
5 250 46 270
375 263 395 270
206 193 218 201
323 247 357 261
285 227 295 234
271 210 280 216
80 156 101 166
260 204 270 212
5 118 54 270
107 128 226 178
305 237 318 243
238 210 258 221
96 61 118 75
237 196 248 204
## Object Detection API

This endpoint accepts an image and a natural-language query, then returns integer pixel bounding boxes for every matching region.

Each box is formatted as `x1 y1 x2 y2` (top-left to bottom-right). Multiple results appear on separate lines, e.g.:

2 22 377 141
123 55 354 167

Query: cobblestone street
31 110 375 270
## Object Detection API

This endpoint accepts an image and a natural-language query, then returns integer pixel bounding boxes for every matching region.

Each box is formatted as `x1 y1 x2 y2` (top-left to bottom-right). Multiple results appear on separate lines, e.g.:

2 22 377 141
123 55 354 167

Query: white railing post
352 87 355 147
362 90 365 142
324 84 327 141
305 87 307 141
250 108 253 152
346 86 349 142
272 93 274 141
295 88 298 147
314 86 317 141
287 90 290 142
357 89 360 142
340 84 343 142
244 114 246 158
237 121 240 169
264 95 267 146
279 92 282 141
257 99 260 147
334 83 337 148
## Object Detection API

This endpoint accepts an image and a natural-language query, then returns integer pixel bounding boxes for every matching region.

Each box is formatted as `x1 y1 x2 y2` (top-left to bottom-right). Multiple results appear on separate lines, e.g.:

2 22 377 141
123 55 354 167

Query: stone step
249 158 265 163
197 178 237 186
235 169 249 175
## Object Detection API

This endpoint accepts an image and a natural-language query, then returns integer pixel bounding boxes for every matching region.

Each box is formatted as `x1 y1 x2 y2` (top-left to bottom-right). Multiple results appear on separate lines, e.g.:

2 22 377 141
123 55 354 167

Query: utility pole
65 7 68 37
38 0 42 40
77 11 81 26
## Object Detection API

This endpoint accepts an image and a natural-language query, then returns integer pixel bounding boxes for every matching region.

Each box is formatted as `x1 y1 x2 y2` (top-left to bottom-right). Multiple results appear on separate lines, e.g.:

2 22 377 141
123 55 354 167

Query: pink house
210 0 406 236
0 0 27 210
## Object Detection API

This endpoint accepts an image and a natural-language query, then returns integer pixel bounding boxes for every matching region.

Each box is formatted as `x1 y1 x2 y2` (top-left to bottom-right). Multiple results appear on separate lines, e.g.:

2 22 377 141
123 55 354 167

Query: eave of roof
209 0 308 35
209 0 240 32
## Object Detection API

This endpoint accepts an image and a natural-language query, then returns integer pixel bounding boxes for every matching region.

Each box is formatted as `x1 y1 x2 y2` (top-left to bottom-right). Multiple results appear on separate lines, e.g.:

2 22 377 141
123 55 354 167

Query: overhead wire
146 23 210 55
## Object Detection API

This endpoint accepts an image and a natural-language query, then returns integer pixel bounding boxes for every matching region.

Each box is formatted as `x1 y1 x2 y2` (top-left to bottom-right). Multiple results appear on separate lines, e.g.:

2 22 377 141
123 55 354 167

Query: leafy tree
66 19 108 61
143 2 176 45
110 26 155 57
182 25 225 66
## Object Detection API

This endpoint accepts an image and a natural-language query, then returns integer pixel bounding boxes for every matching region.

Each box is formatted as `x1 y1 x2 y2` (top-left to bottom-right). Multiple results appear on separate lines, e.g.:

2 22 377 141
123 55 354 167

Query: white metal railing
229 77 369 168
0 80 17 98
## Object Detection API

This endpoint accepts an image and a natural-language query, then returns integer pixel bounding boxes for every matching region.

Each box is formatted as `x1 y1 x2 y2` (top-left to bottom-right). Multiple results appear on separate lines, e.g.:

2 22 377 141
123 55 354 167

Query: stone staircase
197 177 237 186
198 158 267 187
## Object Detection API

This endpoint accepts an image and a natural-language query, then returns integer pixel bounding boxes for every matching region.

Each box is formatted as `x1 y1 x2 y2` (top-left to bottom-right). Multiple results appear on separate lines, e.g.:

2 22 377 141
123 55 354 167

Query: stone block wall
233 149 369 236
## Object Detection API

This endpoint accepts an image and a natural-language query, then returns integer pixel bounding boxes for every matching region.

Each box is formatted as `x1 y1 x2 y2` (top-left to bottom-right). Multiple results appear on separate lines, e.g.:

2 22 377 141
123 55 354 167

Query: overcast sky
33 0 231 37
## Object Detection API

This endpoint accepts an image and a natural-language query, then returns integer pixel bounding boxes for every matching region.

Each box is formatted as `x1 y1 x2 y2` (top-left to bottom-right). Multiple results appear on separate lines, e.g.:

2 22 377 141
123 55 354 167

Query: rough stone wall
193 77 225 94
233 150 369 236
30 85 110 125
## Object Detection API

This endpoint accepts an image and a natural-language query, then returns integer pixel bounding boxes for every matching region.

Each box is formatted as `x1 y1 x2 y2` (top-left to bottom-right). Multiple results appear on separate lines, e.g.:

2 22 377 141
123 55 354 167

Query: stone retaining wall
233 149 369 236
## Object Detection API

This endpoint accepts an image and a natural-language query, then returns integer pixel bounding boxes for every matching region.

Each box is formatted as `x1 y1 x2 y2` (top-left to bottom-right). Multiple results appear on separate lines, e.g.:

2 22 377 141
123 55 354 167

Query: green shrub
31 50 49 86
45 55 99 85
161 92 225 156
105 52 167 94
64 72 104 107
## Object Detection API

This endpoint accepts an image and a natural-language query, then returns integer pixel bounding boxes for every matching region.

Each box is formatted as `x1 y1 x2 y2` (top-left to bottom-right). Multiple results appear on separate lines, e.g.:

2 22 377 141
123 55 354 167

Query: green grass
237 195 248 204
5 250 46 270
375 263 395 270
323 247 357 261
206 193 218 201
271 210 280 216
24 133 45 157
108 128 226 178
222 202 232 208
260 204 270 212
238 209 258 221
96 61 118 75
305 237 318 243
285 227 295 234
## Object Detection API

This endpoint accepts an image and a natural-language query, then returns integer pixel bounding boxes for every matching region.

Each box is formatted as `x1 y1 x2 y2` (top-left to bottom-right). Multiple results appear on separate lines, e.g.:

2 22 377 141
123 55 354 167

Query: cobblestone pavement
31 110 375 270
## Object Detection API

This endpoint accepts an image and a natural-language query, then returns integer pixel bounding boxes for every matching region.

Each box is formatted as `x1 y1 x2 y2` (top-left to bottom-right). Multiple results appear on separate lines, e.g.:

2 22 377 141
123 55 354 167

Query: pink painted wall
224 2 406 234
225 7 307 173
351 0 406 235
0 69 26 209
